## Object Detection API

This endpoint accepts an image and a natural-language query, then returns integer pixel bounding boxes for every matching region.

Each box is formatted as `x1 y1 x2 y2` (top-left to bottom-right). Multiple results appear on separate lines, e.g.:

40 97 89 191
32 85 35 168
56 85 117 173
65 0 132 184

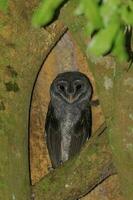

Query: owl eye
58 84 65 92
76 84 82 91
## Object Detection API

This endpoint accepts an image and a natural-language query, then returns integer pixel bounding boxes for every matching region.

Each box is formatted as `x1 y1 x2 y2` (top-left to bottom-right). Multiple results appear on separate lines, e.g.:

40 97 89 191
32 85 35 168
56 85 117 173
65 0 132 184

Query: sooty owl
45 71 93 168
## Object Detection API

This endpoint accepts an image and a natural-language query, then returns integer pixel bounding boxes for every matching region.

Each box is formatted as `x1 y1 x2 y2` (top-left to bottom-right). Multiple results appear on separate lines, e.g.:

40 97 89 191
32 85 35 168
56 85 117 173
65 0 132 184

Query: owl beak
68 94 74 103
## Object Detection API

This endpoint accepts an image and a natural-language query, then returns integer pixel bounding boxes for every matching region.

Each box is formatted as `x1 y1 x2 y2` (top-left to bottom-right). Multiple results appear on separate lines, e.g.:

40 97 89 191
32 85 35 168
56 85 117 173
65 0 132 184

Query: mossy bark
112 63 133 197
0 1 66 199
60 0 133 199
33 125 116 200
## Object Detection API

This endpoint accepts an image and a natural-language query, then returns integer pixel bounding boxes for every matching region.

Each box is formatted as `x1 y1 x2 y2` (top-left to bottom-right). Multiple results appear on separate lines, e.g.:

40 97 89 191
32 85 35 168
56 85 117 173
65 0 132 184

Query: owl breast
60 112 73 162
53 98 83 162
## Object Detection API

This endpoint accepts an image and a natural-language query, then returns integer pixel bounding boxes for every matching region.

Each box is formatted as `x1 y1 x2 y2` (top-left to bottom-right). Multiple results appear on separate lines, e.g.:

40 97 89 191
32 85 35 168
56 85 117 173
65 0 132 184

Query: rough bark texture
0 1 66 199
33 125 116 200
60 0 133 199
81 175 124 200
113 63 133 198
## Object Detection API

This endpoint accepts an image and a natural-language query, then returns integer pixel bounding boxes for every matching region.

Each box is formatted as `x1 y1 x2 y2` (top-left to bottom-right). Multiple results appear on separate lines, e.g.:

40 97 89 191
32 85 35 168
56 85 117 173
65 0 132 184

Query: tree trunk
0 1 66 199
60 0 133 199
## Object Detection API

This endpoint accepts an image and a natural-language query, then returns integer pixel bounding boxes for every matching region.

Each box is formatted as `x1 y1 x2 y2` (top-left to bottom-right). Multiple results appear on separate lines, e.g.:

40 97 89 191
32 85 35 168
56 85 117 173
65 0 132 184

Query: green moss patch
5 81 19 92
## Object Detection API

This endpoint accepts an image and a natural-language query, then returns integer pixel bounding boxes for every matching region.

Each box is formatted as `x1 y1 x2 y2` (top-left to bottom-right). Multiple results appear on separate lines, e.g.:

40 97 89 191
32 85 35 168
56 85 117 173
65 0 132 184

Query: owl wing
69 107 92 158
45 102 61 168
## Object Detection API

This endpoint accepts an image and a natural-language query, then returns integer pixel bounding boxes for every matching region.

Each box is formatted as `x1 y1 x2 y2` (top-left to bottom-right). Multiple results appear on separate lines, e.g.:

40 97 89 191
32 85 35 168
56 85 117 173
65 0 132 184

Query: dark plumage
45 71 93 168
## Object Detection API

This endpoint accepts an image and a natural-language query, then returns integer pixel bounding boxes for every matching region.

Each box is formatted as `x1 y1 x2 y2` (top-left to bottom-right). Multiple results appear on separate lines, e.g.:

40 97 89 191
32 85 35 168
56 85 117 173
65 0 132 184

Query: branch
33 124 116 200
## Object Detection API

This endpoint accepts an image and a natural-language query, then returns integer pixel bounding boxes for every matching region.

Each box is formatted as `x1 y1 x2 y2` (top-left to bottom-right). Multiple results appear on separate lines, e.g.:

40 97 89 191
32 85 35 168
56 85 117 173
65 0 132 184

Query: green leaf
128 0 133 11
87 22 119 56
32 0 65 27
76 0 103 30
100 0 121 26
0 0 8 12
75 2 84 15
85 22 96 35
112 29 128 61
120 6 133 25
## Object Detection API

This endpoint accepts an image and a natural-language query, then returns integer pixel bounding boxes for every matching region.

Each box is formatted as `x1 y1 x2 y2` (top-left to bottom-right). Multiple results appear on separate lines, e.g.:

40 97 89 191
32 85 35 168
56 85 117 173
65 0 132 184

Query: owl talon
60 160 63 165
48 166 54 172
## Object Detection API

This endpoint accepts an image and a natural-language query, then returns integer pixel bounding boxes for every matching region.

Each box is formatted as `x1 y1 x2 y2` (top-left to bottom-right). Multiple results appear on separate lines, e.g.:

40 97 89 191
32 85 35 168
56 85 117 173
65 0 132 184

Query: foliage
32 0 65 27
32 0 133 61
0 0 8 12
76 0 133 60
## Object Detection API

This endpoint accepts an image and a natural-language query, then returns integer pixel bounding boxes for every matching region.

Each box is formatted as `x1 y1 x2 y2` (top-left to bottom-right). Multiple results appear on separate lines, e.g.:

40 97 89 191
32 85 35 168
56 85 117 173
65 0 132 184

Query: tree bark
0 1 66 199
112 62 133 198
33 124 116 200
60 0 133 199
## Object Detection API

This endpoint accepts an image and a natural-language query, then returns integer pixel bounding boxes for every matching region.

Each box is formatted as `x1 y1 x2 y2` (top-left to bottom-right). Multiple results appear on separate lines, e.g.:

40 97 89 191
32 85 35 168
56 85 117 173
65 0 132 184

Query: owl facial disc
50 71 92 104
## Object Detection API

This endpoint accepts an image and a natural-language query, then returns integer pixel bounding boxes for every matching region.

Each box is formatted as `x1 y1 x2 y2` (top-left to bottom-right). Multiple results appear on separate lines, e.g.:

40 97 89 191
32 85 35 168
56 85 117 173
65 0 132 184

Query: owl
45 71 93 168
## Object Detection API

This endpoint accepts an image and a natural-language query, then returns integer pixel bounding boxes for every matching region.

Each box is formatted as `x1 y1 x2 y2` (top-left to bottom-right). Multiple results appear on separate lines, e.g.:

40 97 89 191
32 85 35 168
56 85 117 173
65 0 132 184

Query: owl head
50 71 93 105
